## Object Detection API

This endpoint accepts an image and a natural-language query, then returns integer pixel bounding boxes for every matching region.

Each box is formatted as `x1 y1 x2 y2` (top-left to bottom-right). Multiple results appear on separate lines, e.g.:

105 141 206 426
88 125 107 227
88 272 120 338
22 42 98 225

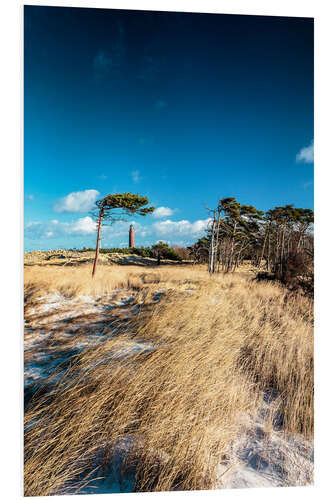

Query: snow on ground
24 289 313 492
68 437 137 495
26 292 119 324
24 289 146 393
216 397 313 489
66 396 314 495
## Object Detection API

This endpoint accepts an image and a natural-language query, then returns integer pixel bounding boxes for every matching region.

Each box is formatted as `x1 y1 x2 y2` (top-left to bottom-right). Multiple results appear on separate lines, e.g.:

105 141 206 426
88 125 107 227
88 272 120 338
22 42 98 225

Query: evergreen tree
91 193 154 276
195 197 313 280
151 241 181 265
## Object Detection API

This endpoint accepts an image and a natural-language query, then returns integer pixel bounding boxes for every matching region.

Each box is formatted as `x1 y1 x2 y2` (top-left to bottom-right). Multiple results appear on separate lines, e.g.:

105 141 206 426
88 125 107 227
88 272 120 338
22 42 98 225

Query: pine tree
91 193 154 277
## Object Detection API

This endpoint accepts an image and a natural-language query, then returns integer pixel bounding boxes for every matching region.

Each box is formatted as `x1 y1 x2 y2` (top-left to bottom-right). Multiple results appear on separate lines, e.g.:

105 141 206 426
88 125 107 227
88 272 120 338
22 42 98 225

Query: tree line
189 197 313 288
77 245 181 261
89 193 313 291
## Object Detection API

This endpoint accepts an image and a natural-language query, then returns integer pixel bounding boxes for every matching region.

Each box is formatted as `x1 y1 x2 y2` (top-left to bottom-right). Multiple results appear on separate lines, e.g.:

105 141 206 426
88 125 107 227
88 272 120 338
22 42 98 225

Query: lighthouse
129 224 135 248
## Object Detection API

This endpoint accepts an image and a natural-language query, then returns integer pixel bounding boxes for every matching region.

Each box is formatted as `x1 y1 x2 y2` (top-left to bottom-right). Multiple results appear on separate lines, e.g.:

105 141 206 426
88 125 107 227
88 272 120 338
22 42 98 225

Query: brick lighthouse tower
129 224 135 248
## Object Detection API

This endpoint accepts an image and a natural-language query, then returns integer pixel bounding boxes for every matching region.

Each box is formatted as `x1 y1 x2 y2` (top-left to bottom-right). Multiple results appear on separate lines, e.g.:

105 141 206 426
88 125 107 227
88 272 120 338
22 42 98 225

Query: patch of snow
216 400 313 489
112 296 134 306
24 366 44 386
24 289 153 391
109 341 154 360
67 437 137 495
25 354 74 388
24 331 52 350
76 295 100 303
36 292 63 303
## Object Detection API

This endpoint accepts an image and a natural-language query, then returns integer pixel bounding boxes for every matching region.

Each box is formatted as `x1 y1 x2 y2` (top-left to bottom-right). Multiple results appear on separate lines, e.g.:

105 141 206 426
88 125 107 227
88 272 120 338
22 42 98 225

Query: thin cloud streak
296 140 314 164
131 170 140 183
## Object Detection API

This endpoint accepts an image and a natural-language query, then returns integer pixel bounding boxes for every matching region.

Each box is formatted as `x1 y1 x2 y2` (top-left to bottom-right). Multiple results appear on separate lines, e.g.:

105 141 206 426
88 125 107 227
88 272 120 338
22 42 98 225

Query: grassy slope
24 249 179 267
24 264 313 495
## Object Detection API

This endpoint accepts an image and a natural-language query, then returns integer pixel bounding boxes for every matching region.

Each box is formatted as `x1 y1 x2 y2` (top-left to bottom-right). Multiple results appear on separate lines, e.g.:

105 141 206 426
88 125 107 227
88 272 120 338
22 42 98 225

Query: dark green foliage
188 237 210 264
79 247 154 257
100 247 155 258
161 247 182 261
206 197 265 273
91 193 154 276
151 242 182 263
192 196 314 283
94 193 154 220
79 245 182 260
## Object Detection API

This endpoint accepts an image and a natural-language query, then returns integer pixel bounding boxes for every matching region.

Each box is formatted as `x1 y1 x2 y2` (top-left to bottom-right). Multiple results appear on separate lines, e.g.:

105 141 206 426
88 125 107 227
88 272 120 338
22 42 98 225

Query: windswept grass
24 264 209 300
24 265 313 495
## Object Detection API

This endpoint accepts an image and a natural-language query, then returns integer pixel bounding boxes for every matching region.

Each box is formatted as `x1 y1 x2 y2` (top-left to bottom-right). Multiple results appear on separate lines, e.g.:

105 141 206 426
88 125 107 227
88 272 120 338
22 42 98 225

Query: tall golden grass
24 264 313 495
24 264 211 299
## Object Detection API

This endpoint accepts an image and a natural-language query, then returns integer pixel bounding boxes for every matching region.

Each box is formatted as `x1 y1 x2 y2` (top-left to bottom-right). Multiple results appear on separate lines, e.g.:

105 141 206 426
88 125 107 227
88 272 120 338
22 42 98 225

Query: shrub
152 242 182 263
278 250 313 293
171 246 192 260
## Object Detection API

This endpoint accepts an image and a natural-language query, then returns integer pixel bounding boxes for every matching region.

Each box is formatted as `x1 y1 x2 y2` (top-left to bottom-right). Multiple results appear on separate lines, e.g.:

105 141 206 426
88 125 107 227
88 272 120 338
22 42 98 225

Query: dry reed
24 264 313 495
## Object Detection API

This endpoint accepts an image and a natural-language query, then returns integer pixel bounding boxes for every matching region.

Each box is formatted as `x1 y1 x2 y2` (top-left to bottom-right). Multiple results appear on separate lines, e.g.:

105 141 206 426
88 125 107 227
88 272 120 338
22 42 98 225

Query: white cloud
25 218 151 242
69 216 96 235
152 206 175 218
153 218 211 237
25 217 97 240
25 215 210 247
168 240 188 247
296 140 314 163
131 170 140 183
53 189 100 213
154 239 170 245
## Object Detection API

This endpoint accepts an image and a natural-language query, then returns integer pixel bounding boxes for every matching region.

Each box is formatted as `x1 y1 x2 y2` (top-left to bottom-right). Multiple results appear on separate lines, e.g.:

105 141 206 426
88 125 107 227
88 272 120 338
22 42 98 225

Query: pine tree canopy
95 193 155 219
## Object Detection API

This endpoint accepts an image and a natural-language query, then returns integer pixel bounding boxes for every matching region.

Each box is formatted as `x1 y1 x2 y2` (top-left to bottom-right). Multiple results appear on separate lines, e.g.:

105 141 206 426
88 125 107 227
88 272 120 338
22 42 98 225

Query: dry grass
24 264 313 496
24 263 208 299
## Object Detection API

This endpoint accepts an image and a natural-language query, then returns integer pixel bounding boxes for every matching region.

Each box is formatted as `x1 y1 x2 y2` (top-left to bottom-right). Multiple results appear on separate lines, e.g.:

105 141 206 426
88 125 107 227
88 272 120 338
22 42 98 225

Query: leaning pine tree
91 193 154 277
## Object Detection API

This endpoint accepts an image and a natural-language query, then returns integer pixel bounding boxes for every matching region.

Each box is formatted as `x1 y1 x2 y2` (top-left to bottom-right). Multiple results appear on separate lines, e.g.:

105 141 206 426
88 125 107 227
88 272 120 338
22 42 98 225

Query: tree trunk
213 207 222 273
209 218 216 273
266 234 271 270
92 207 104 278
258 227 269 269
280 226 286 276
227 222 237 272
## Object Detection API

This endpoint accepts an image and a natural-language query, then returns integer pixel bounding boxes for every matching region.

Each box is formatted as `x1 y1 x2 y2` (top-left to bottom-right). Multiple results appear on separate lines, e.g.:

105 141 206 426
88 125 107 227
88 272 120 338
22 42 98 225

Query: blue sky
24 6 314 251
